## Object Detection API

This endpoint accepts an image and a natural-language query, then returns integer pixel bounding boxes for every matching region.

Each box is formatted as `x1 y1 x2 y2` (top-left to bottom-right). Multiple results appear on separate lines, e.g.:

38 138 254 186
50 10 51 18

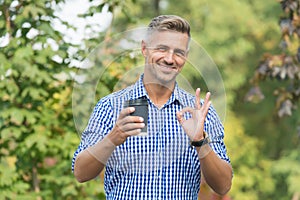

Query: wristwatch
190 132 210 147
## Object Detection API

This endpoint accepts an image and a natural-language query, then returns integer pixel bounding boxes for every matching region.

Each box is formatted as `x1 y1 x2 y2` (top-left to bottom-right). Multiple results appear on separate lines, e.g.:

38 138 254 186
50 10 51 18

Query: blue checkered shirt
72 75 230 200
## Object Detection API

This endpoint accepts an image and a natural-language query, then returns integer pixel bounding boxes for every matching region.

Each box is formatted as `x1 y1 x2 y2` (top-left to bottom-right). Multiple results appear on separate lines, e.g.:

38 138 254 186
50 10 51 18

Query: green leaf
14 45 34 59
10 110 25 125
1 127 23 140
39 22 57 39
0 159 18 187
288 175 300 193
22 4 46 19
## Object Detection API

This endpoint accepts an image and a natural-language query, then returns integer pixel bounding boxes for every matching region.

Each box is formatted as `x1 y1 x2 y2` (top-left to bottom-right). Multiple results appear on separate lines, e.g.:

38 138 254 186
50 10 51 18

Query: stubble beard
145 62 179 88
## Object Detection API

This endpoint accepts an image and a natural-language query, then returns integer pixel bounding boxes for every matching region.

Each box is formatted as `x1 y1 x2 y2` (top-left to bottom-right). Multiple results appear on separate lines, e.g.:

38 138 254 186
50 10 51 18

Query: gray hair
146 15 191 42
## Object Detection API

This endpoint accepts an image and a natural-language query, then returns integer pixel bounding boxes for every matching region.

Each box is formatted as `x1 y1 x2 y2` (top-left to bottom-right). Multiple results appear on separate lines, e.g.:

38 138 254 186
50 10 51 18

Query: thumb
176 111 184 125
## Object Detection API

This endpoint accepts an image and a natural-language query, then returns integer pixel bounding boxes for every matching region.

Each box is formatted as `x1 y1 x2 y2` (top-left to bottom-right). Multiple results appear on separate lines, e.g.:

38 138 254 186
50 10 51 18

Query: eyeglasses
146 45 188 59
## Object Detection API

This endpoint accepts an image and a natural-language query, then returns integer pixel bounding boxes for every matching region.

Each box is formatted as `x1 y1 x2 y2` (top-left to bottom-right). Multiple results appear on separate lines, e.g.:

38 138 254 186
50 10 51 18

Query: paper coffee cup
124 99 148 136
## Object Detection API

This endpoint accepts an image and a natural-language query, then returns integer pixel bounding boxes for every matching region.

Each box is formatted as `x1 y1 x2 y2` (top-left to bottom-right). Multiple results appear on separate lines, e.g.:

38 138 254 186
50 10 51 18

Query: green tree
0 0 105 199
244 0 300 199
246 0 300 119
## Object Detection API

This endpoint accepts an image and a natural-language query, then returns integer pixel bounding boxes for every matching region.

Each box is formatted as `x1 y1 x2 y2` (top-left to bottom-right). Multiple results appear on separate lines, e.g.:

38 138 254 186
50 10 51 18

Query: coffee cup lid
125 98 148 106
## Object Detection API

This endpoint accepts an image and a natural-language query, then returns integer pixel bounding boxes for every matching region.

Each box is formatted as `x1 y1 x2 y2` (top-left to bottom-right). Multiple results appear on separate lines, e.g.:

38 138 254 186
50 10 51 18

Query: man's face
142 30 189 85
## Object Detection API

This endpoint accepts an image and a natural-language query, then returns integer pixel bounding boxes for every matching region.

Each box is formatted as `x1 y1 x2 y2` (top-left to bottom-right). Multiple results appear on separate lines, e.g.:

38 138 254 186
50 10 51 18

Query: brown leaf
278 99 293 117
245 86 265 103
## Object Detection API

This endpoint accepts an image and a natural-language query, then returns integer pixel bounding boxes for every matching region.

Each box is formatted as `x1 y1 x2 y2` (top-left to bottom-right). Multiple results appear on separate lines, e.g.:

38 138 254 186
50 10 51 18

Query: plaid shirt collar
126 74 188 107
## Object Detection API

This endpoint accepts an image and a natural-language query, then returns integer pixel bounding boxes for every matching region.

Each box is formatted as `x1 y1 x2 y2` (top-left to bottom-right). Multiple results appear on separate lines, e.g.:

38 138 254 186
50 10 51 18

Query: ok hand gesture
176 88 211 141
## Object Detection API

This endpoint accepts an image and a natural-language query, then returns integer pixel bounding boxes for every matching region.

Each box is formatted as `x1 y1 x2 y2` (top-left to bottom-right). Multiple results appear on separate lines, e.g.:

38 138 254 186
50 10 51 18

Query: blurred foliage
246 0 300 119
0 0 104 199
224 111 275 200
1 0 299 200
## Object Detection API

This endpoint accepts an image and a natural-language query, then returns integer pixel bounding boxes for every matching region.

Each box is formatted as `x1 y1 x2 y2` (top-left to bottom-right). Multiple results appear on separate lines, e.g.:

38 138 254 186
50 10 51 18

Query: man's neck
143 82 175 107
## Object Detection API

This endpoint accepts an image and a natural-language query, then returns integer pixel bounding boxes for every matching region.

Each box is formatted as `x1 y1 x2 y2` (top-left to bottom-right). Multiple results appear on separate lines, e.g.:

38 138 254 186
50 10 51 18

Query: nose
164 51 174 64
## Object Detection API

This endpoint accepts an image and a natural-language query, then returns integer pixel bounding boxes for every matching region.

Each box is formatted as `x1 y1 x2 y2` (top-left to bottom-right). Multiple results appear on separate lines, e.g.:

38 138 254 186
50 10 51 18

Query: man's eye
175 51 185 57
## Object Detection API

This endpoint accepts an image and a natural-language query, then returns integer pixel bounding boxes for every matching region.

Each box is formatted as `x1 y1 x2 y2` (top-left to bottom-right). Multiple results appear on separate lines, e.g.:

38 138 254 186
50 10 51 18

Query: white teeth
157 64 176 70
162 65 174 69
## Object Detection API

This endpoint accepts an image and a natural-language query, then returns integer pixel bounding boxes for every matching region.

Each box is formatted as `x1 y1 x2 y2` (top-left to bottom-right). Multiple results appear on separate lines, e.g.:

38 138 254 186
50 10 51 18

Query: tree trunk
153 0 160 16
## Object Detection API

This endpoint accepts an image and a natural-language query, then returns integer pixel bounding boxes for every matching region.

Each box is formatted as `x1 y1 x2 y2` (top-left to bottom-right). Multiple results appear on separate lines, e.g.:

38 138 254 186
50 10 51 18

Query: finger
122 121 145 131
119 107 135 119
195 88 201 110
115 121 145 137
202 92 212 116
203 101 211 117
126 129 144 136
205 92 211 100
176 107 194 124
116 116 144 133
176 111 184 124
122 115 144 124
117 108 143 126
206 92 211 103
180 107 194 114
203 92 211 107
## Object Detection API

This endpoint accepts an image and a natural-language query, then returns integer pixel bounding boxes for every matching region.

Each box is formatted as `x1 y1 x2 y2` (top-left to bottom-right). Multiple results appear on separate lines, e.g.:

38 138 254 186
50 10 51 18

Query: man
72 15 232 199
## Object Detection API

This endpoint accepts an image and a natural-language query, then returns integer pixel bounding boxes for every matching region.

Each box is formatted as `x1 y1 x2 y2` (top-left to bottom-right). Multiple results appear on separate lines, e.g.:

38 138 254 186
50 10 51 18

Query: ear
141 40 147 57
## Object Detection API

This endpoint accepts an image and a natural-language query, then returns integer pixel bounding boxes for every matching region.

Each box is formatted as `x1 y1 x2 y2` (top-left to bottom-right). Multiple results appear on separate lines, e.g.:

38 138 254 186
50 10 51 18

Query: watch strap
190 137 209 147
190 132 210 147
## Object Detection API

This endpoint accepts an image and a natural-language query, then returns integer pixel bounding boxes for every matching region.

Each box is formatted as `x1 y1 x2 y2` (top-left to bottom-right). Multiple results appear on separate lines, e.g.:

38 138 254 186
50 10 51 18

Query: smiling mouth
158 64 177 72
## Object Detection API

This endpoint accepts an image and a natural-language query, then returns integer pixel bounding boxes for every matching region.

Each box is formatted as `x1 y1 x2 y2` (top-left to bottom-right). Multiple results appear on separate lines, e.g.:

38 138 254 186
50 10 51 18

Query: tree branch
32 166 42 200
